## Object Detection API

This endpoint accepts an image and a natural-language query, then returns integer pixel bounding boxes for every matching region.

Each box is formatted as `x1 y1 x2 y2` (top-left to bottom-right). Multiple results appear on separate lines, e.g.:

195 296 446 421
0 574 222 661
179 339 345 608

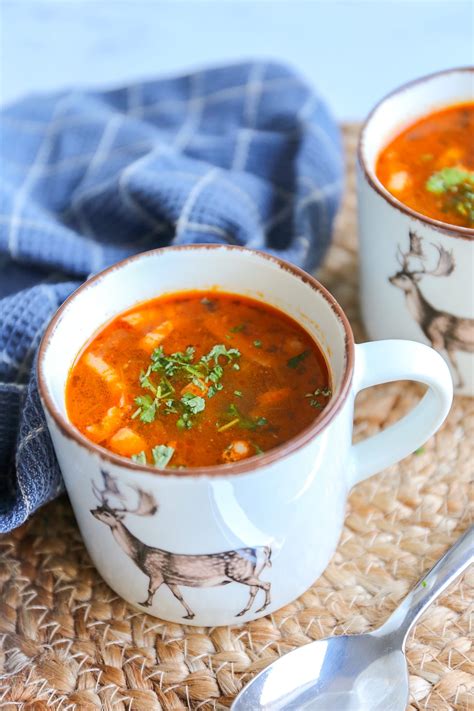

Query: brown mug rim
358 65 474 240
37 244 355 478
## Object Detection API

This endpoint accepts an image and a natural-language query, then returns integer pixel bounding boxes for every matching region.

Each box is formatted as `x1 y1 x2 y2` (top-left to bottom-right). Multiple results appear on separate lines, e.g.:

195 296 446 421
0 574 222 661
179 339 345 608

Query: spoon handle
379 526 473 646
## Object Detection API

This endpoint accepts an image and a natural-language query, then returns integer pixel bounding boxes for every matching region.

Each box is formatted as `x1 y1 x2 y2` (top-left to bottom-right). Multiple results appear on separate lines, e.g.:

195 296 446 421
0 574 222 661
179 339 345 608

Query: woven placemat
1 124 472 711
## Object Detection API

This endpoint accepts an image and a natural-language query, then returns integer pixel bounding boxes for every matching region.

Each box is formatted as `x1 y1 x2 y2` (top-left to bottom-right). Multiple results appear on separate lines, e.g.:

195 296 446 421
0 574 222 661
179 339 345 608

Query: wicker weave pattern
1 125 473 711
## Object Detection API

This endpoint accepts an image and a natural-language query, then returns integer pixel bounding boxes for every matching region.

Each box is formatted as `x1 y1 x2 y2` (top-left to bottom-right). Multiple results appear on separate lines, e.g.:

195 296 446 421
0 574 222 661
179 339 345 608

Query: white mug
358 67 474 395
38 246 453 626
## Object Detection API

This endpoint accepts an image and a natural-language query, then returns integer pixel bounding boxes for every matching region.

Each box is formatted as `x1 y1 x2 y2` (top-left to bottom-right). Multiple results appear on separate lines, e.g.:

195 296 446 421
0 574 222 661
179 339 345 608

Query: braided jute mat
1 124 473 711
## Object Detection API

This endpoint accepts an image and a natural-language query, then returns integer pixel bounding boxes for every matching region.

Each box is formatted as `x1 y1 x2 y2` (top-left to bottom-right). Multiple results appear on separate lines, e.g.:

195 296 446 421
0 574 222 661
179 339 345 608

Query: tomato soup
376 103 474 227
66 292 331 469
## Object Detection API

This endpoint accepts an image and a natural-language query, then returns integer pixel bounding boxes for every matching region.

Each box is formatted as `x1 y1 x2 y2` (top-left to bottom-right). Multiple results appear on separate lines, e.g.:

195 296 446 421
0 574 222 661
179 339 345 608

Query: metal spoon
232 526 473 711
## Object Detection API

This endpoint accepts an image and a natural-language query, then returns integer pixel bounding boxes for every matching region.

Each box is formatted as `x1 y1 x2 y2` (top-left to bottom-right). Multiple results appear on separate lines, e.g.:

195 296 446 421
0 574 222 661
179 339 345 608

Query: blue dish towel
0 61 343 532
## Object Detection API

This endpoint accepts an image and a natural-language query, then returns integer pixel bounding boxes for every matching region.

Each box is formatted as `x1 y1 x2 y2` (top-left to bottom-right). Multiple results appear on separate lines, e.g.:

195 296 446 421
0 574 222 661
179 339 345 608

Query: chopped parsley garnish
181 393 205 414
152 444 175 468
132 394 156 423
287 350 310 369
218 403 268 432
426 167 474 225
253 339 262 348
132 343 241 429
234 390 242 397
131 445 175 468
305 387 332 409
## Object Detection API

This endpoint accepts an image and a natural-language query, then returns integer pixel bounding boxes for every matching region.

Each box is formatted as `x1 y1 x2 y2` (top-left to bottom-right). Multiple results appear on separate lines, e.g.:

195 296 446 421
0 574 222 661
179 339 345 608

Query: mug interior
361 68 473 191
39 246 353 469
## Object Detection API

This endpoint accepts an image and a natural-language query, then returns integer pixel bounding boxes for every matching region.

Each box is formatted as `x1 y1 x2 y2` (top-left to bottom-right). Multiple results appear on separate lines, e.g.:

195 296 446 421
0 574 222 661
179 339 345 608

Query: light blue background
1 1 473 119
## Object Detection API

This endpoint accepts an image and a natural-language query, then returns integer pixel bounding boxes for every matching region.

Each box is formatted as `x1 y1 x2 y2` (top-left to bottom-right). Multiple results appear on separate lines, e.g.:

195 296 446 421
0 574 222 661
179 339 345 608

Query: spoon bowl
232 526 473 711
232 632 408 711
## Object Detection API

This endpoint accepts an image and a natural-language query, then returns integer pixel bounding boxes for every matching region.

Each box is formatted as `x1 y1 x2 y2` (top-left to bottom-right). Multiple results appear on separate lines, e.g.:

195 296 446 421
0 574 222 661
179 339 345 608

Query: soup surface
66 292 331 469
376 102 474 227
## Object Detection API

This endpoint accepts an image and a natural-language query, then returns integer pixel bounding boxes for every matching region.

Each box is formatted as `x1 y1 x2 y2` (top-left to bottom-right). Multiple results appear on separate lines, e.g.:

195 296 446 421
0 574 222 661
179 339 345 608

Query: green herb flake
415 446 425 456
131 451 147 464
134 341 242 430
181 393 206 415
305 387 332 410
287 350 310 369
234 390 243 397
421 580 427 588
224 403 268 431
253 339 262 348
152 444 175 468
230 323 245 333
426 167 474 225
133 394 157 423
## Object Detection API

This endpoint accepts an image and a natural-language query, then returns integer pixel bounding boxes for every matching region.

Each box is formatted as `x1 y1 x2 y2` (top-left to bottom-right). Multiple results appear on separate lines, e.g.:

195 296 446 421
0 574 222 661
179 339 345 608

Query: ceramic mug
38 246 453 626
358 67 474 395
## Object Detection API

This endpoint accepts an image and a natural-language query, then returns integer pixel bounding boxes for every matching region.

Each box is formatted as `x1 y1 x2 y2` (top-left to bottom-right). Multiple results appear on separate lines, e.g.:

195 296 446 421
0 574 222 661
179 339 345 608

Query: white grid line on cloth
0 76 304 134
4 139 153 174
6 96 73 259
0 382 27 391
16 424 45 455
0 214 81 238
186 221 237 243
70 114 124 240
261 177 342 237
0 350 21 370
118 147 171 234
173 71 204 151
175 168 220 239
232 62 265 172
218 175 265 240
306 121 343 165
71 113 124 201
130 75 304 119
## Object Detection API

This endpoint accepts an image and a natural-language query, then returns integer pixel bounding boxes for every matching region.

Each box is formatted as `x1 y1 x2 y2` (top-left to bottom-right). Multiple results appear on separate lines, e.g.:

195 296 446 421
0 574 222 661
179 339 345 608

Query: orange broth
376 102 474 227
66 292 331 469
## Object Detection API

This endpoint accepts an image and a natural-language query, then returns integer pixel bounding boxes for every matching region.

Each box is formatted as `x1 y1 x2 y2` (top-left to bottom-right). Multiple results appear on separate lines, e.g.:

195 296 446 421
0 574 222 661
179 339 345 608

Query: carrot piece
222 440 251 463
84 352 125 396
181 380 208 397
139 320 174 353
257 387 291 408
85 406 122 443
108 427 146 457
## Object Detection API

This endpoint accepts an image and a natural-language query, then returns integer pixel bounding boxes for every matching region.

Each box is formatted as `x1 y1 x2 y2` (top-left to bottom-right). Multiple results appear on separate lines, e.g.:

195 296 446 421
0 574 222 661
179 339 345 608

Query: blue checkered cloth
0 61 343 532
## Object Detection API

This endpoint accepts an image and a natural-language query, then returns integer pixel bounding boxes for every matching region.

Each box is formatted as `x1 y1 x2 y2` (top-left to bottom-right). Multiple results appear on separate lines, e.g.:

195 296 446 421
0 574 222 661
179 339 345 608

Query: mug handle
349 340 453 487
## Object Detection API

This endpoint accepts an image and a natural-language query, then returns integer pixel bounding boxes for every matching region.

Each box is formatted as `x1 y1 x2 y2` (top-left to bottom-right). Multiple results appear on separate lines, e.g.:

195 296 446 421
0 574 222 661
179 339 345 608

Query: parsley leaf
253 340 262 348
181 393 206 414
152 444 175 468
287 350 310 368
131 451 147 464
203 344 241 365
426 167 474 225
133 394 157 423
225 403 268 430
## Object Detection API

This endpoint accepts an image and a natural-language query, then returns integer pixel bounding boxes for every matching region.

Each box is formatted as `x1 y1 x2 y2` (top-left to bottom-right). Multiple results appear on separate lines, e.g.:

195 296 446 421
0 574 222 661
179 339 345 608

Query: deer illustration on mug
90 470 272 619
389 230 474 388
